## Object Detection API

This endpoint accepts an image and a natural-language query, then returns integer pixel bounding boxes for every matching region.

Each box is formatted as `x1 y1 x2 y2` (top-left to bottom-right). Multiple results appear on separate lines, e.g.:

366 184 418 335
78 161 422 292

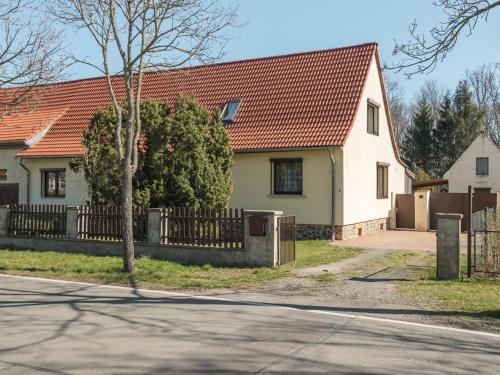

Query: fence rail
77 205 147 242
161 207 244 248
8 204 67 238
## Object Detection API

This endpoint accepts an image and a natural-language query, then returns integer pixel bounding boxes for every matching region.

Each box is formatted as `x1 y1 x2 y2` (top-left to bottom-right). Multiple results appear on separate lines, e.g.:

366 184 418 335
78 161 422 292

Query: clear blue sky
66 0 500 102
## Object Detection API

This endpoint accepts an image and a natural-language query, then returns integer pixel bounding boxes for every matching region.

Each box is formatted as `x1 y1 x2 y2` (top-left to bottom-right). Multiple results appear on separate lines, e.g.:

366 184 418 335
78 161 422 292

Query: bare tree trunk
121 162 135 272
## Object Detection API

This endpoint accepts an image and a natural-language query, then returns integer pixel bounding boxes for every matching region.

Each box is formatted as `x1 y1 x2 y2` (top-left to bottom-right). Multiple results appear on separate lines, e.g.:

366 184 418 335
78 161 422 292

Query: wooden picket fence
77 205 147 242
161 207 244 248
8 204 67 238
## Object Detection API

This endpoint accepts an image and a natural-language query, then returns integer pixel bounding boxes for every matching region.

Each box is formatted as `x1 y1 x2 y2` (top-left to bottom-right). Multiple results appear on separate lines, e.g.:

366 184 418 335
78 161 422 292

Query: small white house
444 133 500 193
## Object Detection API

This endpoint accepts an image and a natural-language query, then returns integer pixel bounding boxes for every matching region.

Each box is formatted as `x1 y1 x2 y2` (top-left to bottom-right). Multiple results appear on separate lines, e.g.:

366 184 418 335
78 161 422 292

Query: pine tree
402 98 435 175
432 92 457 176
453 80 484 155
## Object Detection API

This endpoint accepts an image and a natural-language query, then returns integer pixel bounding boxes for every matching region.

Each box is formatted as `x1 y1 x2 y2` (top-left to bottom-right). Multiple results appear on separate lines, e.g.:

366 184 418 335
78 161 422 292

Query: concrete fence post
147 208 162 244
389 192 397 230
0 205 9 236
244 210 283 267
414 190 430 231
436 213 462 280
66 206 79 240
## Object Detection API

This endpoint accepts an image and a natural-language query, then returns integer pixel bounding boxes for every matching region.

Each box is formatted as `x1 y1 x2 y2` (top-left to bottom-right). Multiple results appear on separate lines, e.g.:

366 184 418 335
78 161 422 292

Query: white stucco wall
22 157 88 206
341 55 406 225
0 146 28 203
444 133 500 193
0 148 87 205
230 149 342 225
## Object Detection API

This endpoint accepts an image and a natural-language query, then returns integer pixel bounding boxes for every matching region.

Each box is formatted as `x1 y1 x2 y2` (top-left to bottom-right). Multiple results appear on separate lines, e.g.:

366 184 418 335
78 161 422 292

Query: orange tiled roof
5 42 380 157
0 108 67 144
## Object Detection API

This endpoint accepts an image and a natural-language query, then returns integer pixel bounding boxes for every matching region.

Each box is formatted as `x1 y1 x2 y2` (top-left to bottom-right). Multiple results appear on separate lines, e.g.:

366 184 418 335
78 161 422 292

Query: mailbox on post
248 215 267 236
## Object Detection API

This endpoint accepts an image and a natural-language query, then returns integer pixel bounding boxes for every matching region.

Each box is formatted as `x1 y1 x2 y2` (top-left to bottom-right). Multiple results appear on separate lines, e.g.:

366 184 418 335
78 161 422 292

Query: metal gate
0 184 19 205
278 215 296 265
395 194 414 229
471 208 499 275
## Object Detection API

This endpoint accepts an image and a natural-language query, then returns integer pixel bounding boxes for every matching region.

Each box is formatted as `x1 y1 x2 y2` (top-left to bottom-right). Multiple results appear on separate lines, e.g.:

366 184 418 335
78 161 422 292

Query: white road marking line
1 273 500 340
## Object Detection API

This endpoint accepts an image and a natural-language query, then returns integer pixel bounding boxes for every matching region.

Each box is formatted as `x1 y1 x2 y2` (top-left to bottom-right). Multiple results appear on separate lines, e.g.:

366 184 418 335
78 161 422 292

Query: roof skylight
221 100 241 123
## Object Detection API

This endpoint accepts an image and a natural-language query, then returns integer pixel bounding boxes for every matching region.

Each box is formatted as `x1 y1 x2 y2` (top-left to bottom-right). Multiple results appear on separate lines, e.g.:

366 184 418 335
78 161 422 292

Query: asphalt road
0 274 499 374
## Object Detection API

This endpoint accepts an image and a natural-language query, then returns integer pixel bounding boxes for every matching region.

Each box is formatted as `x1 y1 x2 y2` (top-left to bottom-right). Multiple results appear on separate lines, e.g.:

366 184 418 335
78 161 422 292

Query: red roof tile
4 42 379 157
0 108 67 144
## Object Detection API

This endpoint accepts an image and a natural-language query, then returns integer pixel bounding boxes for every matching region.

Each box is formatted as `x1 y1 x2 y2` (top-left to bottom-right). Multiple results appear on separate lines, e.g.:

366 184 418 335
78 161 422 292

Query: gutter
327 146 336 240
18 158 30 204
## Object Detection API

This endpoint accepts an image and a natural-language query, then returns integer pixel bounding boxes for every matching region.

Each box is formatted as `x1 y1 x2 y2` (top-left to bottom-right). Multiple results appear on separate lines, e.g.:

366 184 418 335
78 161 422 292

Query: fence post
0 205 9 236
66 206 79 240
467 185 472 278
436 213 462 280
243 210 283 267
389 192 397 230
147 208 162 244
414 190 430 231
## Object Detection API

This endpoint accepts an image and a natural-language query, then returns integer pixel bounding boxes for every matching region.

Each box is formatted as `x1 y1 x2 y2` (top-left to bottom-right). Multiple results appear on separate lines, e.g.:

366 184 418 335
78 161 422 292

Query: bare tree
384 76 410 146
467 63 500 143
412 80 445 125
49 0 237 272
0 0 65 112
388 0 500 77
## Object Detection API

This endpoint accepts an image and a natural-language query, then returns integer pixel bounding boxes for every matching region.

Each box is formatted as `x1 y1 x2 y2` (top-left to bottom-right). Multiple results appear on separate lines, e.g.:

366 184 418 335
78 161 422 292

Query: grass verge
0 240 362 289
398 254 500 326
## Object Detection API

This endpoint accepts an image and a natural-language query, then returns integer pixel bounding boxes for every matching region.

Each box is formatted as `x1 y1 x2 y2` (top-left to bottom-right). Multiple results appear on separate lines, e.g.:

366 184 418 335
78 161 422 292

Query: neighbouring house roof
0 42 386 158
0 108 67 145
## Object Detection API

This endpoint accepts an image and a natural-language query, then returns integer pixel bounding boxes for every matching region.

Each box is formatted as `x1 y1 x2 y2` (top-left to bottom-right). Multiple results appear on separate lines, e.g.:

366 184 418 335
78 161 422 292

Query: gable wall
341 55 406 225
443 134 500 193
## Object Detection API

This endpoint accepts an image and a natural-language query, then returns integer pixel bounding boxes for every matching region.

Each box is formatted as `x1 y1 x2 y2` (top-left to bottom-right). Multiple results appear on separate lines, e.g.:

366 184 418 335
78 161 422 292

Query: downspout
327 146 336 240
18 158 30 205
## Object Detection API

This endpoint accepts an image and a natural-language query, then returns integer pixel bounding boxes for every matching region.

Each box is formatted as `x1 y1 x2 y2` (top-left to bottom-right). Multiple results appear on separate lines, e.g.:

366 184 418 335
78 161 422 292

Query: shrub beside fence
77 205 147 242
8 204 67 238
161 207 244 248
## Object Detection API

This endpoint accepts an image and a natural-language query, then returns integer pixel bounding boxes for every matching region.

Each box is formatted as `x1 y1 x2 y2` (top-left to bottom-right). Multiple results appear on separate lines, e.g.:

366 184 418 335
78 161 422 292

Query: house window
0 169 6 180
377 163 388 199
367 101 379 135
42 170 65 198
272 159 303 195
476 157 489 176
221 100 241 123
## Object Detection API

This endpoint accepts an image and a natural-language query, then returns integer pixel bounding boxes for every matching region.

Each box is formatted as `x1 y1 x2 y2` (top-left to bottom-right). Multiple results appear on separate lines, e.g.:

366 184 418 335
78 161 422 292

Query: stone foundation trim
296 224 333 240
335 217 389 240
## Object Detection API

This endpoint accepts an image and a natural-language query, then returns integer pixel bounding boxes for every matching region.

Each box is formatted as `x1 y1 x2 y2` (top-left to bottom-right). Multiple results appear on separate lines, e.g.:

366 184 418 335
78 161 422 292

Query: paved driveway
1 275 499 374
335 229 467 253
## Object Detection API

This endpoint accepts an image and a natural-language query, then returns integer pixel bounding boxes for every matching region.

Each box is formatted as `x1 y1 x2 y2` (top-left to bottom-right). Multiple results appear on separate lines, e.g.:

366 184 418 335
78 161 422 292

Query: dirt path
295 247 402 277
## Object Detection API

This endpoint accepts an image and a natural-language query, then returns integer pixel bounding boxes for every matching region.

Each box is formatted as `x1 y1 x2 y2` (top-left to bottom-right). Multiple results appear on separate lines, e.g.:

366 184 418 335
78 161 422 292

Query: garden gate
277 215 296 265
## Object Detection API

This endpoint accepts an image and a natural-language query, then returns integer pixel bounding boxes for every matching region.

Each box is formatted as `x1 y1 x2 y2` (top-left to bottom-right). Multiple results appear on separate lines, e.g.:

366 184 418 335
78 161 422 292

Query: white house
0 42 412 240
444 133 500 193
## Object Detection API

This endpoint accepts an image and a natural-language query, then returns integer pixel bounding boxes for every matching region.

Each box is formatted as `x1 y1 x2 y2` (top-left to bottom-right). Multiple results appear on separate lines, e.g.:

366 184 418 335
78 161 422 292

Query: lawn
0 240 362 289
398 254 500 324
